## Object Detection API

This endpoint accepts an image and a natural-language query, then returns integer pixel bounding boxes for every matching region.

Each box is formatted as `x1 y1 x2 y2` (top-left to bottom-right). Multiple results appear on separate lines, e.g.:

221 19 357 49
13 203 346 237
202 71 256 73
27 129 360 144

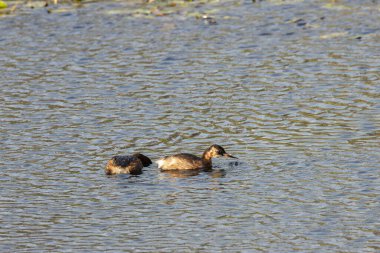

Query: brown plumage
156 144 237 171
105 153 152 175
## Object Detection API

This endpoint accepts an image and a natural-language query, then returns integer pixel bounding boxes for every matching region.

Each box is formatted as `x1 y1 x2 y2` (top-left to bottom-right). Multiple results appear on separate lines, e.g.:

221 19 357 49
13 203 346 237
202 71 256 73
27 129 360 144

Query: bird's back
105 155 143 175
156 153 203 171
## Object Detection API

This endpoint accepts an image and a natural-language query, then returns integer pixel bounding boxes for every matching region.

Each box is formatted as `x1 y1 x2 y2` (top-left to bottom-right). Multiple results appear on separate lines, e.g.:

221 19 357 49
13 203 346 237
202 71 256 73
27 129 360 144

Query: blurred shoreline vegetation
0 0 226 18
0 1 377 17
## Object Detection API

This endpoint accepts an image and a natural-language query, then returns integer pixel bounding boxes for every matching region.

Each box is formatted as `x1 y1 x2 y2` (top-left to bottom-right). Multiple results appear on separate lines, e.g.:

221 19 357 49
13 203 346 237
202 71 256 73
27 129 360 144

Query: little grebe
156 144 236 171
105 153 152 175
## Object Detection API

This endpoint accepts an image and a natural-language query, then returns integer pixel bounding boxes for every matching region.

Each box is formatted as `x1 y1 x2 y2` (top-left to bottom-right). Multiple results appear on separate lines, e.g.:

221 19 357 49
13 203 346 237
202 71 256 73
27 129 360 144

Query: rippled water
1 0 379 252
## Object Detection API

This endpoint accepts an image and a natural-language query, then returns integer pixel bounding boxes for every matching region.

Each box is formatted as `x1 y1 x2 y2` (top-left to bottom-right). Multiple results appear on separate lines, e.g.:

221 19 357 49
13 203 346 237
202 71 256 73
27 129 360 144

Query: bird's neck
201 152 212 170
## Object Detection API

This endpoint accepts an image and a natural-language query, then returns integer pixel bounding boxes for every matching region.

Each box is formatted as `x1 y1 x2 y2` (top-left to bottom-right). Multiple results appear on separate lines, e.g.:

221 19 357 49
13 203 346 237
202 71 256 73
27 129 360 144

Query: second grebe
156 144 237 171
105 153 152 175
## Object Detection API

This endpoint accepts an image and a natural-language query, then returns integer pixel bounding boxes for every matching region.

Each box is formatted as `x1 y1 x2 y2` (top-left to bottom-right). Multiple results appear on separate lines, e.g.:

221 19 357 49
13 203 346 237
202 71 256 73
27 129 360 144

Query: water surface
0 0 379 252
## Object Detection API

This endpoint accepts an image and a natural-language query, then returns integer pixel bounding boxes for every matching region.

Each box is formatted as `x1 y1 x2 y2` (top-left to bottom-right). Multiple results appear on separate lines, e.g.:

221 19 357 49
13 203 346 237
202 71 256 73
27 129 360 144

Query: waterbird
105 153 152 175
156 144 237 171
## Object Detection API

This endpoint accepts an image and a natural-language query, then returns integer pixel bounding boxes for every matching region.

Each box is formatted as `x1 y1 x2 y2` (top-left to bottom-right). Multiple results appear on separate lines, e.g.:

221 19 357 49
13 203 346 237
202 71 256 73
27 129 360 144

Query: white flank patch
155 158 165 169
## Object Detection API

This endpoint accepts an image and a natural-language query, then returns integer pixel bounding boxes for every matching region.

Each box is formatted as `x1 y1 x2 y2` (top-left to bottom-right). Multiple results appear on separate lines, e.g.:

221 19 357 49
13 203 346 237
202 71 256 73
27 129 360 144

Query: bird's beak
224 153 237 159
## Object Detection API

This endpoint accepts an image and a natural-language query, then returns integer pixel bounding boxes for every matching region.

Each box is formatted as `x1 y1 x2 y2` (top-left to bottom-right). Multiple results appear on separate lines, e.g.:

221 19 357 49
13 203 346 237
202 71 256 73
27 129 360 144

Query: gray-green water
1 0 379 252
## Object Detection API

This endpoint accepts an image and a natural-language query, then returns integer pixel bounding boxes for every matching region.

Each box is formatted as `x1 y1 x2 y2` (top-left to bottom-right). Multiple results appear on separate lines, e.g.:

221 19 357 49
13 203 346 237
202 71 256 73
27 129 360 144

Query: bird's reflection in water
228 161 241 167
160 169 200 178
208 169 226 178
160 169 227 178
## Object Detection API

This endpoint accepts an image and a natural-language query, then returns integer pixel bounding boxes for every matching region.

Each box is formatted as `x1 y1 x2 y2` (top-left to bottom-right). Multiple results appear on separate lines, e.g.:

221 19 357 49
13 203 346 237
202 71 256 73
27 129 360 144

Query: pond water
1 0 379 252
